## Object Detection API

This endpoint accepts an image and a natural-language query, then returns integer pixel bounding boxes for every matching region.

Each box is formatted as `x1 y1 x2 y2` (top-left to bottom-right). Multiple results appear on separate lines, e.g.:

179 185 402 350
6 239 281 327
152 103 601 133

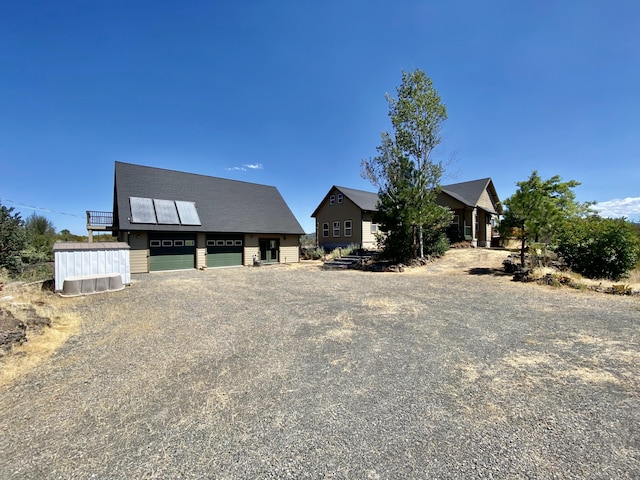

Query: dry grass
530 265 640 291
0 283 82 387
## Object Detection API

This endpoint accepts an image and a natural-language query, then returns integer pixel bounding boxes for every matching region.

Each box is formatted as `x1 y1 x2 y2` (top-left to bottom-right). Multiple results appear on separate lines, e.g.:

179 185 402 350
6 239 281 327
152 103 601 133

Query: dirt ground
0 248 639 479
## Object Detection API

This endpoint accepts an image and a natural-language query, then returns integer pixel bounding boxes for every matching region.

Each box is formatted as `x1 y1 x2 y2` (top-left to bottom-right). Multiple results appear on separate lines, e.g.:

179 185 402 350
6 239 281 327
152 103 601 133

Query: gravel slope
1 250 639 479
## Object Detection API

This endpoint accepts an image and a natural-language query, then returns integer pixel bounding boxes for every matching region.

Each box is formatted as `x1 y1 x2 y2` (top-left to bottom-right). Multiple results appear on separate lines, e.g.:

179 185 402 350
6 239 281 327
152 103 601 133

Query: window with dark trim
322 222 329 237
329 194 336 205
333 221 340 237
337 193 343 204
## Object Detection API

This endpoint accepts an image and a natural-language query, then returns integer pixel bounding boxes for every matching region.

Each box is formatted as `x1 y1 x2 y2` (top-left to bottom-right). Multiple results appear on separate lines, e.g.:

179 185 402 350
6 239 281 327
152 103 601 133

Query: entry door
259 239 279 263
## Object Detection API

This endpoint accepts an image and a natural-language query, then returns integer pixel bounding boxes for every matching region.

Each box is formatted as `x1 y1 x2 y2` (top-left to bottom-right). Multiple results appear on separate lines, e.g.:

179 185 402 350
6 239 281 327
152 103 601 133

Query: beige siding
243 235 260 266
361 213 379 249
196 233 207 269
129 232 149 273
280 235 300 263
477 189 496 212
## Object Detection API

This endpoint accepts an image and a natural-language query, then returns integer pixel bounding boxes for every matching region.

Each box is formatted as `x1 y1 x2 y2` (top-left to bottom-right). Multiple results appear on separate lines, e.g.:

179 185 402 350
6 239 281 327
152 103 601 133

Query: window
234 240 243 246
322 222 329 238
344 220 352 237
329 195 336 205
371 223 378 234
162 240 173 247
216 240 225 246
225 240 235 246
337 193 343 204
333 221 340 237
173 239 185 247
452 215 460 226
185 240 195 247
150 240 161 247
206 240 215 247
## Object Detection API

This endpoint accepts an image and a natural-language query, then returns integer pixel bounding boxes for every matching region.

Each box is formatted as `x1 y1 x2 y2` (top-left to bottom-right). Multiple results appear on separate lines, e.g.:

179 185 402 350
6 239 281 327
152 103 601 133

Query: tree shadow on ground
466 267 510 277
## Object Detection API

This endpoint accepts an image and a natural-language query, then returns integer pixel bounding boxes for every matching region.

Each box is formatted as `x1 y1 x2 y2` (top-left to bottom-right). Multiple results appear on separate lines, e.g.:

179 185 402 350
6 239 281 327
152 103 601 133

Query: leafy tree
500 171 593 266
23 213 57 263
0 203 27 274
362 69 452 262
556 216 640 280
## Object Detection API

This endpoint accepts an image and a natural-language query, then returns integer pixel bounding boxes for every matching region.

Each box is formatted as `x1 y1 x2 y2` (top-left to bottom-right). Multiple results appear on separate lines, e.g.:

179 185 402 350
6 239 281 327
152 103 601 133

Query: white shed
53 242 131 294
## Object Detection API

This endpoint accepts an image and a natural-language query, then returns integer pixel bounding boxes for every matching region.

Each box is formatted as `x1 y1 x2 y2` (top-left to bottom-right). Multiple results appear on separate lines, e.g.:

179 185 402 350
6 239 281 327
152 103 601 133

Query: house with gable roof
105 162 305 273
311 178 501 250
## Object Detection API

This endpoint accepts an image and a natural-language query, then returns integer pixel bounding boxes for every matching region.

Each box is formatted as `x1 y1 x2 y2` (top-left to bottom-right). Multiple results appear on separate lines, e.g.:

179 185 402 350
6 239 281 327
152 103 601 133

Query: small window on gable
333 221 340 237
344 219 352 237
322 222 329 238
337 193 343 204
329 194 335 205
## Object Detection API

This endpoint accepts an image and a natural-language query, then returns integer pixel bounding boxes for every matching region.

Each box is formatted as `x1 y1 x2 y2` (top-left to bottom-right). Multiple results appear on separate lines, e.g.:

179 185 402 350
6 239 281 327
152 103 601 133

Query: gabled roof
441 178 502 214
310 185 379 217
311 178 502 217
113 162 305 234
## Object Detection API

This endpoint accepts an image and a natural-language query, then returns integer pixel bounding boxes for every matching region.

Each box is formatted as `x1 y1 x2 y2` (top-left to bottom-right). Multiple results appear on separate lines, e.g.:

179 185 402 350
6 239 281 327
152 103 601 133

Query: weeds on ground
0 280 82 386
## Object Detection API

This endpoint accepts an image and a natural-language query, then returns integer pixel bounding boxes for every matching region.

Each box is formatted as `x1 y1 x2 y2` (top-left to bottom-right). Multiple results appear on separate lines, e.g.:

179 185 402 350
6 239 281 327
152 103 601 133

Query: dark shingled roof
441 178 501 214
113 162 305 234
312 178 501 217
335 186 380 211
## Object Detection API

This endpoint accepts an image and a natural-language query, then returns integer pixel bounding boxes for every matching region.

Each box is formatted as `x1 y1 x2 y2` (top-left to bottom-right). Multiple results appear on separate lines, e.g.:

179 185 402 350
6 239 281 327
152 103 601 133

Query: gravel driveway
1 250 639 479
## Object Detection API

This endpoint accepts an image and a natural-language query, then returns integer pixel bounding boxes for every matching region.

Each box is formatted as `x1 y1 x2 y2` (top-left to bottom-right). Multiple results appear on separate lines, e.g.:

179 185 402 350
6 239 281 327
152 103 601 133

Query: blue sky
1 0 639 235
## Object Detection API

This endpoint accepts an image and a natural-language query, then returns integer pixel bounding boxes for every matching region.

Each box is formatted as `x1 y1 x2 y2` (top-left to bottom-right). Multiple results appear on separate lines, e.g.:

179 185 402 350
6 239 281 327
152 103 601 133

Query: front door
259 238 279 263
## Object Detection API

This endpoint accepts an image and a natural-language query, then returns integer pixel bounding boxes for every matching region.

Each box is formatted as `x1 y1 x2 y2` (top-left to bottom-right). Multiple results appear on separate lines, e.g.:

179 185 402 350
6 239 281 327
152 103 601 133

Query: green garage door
149 235 196 271
207 236 243 268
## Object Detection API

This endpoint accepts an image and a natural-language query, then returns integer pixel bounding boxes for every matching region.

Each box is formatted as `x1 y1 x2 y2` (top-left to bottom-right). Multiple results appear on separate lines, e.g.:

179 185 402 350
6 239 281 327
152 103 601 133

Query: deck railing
86 211 113 228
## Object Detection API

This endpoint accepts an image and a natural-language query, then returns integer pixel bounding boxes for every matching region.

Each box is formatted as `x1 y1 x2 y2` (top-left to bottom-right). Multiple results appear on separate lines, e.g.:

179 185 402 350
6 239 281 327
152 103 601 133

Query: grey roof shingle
335 186 379 211
312 178 501 216
114 162 305 235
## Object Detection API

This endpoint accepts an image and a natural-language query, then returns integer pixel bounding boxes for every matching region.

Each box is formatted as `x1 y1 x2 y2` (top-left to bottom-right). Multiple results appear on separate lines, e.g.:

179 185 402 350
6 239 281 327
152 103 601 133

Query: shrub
301 246 326 260
556 216 640 280
423 230 450 257
0 203 26 275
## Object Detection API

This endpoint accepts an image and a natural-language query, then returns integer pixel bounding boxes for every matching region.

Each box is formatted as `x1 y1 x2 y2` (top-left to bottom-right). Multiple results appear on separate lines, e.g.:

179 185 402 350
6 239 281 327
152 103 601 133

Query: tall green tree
0 203 27 274
361 69 452 262
23 213 57 262
500 171 593 266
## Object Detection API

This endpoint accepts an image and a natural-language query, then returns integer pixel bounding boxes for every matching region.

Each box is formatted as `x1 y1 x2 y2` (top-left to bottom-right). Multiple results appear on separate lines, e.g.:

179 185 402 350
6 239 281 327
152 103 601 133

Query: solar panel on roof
153 199 180 224
175 201 201 225
130 197 157 224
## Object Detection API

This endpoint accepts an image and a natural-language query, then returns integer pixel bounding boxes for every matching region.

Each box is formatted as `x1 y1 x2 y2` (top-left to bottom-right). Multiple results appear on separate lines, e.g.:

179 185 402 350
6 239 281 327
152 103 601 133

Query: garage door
149 235 196 271
207 237 243 267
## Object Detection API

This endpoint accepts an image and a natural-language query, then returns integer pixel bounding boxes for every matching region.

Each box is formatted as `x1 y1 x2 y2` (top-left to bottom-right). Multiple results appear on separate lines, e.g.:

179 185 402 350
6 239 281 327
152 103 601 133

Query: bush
423 230 450 257
301 246 326 260
556 217 640 280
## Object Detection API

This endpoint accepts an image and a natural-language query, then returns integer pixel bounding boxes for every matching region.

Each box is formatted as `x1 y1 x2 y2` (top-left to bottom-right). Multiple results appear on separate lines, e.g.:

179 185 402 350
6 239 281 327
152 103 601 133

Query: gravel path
1 250 639 479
